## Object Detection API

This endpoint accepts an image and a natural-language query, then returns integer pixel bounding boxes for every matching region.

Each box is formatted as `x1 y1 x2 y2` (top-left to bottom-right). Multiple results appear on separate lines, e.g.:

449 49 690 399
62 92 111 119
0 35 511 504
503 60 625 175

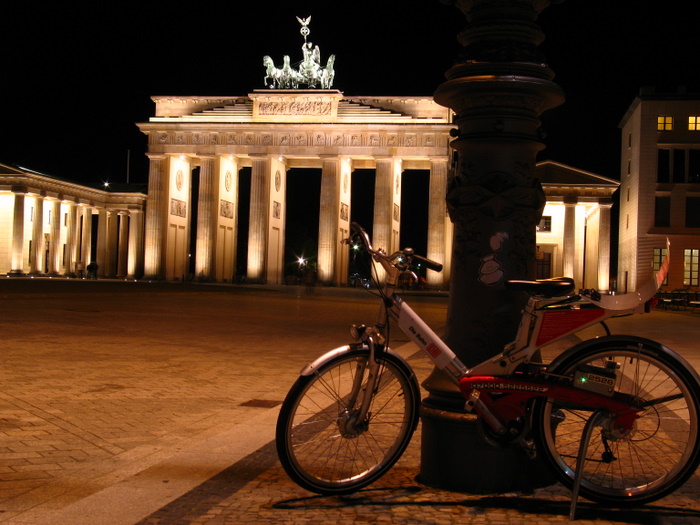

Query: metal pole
419 0 565 492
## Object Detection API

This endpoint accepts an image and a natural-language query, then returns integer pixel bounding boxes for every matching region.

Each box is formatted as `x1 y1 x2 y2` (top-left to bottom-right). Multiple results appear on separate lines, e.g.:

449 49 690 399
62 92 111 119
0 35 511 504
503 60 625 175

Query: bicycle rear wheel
532 337 700 505
276 347 420 494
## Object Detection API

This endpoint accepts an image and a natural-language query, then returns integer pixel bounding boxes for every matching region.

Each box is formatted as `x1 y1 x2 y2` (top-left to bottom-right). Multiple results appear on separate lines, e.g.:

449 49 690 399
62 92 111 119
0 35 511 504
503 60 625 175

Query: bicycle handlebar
348 222 443 273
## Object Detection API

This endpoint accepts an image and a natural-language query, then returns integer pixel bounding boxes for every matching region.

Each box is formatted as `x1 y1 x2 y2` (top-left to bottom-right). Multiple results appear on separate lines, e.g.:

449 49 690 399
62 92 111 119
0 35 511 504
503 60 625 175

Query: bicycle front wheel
276 347 420 494
532 338 700 505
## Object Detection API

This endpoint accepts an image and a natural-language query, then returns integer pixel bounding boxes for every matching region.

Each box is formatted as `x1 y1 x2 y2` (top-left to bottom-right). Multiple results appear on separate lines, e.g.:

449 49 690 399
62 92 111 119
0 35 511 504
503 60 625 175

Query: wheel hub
338 408 368 438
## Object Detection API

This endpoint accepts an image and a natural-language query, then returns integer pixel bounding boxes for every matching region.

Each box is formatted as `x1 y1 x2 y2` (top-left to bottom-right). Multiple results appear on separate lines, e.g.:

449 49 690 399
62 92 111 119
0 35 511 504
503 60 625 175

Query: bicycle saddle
505 277 576 297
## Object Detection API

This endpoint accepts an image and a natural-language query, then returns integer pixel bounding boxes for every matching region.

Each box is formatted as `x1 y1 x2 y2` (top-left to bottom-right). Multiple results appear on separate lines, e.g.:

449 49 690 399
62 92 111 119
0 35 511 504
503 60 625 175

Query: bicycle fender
548 334 700 382
299 344 407 376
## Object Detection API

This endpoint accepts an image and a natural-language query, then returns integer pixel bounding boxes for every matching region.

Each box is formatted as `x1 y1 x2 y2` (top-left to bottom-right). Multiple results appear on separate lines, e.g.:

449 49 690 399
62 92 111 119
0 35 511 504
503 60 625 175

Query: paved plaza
0 278 699 524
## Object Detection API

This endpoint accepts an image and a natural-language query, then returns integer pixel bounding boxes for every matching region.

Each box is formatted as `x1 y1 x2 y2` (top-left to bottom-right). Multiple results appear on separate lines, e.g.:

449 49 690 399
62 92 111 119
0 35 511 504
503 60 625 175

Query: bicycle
276 223 700 518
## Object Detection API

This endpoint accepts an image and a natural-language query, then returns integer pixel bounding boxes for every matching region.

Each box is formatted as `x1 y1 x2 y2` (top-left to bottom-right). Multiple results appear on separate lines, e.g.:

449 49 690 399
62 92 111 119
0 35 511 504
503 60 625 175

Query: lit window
658 116 673 131
690 116 700 130
537 216 552 232
684 249 699 286
653 248 668 285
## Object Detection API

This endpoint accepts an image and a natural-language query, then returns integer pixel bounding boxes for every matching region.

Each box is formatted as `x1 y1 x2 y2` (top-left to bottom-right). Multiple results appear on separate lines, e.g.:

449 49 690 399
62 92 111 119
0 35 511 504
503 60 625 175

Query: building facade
136 90 455 287
0 163 147 278
1 94 618 291
618 87 700 292
536 161 618 291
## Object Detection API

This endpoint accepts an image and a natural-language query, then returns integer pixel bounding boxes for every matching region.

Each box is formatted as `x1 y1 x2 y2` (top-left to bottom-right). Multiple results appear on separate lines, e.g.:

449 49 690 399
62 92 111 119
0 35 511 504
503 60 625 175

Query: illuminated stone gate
137 90 454 286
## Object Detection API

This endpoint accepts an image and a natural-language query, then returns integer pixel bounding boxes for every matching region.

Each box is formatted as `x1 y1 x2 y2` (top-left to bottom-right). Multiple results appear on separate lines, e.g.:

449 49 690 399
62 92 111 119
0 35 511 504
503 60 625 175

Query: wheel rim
540 349 699 499
284 355 415 489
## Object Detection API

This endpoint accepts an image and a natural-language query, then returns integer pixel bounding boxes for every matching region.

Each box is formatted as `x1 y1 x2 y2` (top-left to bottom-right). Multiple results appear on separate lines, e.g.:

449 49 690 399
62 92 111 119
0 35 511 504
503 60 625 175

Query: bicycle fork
339 336 385 436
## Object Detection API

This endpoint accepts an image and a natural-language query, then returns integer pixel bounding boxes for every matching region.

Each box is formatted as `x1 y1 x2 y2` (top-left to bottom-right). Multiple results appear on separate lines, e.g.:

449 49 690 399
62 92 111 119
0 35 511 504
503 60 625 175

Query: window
690 150 700 183
684 249 700 286
654 196 671 227
687 197 700 227
690 116 700 130
657 149 670 182
653 248 668 285
537 216 552 232
658 116 673 131
674 149 687 182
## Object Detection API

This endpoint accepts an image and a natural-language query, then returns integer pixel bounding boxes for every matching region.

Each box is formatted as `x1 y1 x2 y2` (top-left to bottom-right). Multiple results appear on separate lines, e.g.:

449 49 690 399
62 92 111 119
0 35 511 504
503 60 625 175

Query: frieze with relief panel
151 130 443 150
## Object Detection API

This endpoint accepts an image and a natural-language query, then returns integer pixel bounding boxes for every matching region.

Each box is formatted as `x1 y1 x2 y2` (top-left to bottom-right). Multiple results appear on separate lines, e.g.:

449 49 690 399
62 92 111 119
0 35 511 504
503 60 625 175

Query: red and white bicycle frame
382 241 670 438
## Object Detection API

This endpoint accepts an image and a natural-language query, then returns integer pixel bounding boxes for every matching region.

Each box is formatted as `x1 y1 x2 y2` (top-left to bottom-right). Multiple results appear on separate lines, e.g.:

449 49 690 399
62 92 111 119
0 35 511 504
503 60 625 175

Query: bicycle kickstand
569 410 607 521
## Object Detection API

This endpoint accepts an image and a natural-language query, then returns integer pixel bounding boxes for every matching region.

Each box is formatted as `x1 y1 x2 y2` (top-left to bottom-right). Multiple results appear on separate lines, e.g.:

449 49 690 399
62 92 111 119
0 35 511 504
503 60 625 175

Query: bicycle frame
359 229 670 438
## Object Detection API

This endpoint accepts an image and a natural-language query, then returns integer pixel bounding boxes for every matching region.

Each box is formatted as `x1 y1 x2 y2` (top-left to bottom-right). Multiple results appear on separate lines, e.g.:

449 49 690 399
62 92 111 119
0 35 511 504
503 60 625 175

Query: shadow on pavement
274 487 700 524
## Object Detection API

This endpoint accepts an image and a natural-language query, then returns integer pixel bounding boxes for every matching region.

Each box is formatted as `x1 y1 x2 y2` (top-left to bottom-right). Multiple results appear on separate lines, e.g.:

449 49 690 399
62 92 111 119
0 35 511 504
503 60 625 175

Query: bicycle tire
276 347 420 494
532 336 700 505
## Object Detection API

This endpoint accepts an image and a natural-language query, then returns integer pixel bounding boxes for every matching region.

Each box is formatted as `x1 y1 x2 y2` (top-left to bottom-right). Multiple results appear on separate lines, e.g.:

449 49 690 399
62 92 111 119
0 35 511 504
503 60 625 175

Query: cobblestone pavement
1 278 699 524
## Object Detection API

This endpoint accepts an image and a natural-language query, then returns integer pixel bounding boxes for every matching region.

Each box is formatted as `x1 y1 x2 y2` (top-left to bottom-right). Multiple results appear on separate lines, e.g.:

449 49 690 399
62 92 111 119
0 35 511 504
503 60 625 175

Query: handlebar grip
411 254 443 273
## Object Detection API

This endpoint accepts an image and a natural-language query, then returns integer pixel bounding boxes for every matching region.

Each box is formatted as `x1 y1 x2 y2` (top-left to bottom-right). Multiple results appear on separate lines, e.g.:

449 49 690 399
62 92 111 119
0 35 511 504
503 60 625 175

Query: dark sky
3 1 699 186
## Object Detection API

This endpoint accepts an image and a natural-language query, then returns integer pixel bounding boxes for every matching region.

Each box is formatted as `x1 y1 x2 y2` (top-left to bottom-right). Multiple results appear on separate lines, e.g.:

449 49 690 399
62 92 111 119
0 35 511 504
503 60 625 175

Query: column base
8 269 25 276
419 403 555 493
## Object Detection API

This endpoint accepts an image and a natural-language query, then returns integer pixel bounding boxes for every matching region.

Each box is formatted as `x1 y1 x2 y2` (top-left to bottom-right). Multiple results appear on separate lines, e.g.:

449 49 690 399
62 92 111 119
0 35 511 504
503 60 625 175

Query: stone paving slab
0 278 699 524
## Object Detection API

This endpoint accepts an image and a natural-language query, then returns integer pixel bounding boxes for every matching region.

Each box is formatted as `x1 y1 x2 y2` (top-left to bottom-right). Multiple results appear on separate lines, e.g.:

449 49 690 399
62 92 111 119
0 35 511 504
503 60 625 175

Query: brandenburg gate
137 90 454 287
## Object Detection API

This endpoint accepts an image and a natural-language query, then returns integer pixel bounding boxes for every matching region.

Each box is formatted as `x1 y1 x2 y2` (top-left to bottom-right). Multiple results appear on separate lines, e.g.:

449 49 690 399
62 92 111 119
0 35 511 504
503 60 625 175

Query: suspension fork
346 336 385 423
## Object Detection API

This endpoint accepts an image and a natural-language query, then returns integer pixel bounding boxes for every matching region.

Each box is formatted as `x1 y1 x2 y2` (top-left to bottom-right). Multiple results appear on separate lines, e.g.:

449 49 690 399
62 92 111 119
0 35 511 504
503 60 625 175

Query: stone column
373 157 401 255
195 156 217 281
128 209 145 279
117 212 129 278
82 207 93 268
427 158 449 288
31 195 44 274
247 156 271 283
217 156 239 283
95 209 108 278
143 154 167 279
563 197 577 279
10 190 26 275
318 157 341 284
420 0 564 493
597 200 613 291
106 211 119 278
64 202 77 276
48 200 61 275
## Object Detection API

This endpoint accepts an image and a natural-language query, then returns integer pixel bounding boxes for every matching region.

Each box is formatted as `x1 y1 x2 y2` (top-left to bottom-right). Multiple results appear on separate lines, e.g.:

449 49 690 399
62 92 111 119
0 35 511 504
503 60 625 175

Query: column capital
145 153 167 161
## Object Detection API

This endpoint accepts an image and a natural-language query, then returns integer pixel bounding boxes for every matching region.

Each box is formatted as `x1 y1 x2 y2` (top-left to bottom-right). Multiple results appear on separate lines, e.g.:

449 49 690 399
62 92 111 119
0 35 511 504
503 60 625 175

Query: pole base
419 403 555 493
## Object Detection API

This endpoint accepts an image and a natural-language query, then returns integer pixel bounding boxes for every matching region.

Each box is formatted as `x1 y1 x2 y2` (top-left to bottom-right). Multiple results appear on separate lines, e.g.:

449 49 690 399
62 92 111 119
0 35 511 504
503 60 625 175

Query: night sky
3 1 699 186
